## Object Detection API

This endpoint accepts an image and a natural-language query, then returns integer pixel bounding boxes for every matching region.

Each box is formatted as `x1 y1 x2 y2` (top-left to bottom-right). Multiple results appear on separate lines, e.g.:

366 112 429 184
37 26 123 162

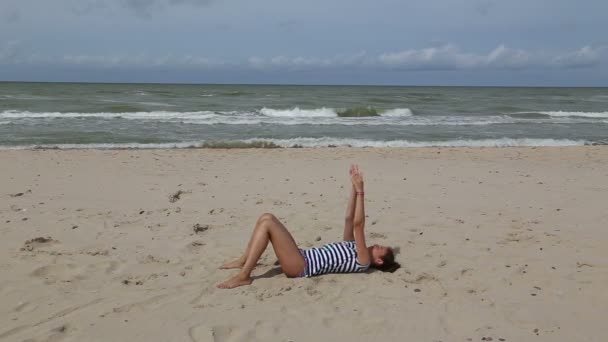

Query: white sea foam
134 102 176 107
380 108 413 117
259 107 337 117
0 142 203 150
0 121 10 125
258 107 415 118
0 95 50 100
99 99 175 107
180 114 516 126
539 111 608 118
239 137 586 148
0 110 215 120
1 138 588 150
3 110 604 127
587 95 608 102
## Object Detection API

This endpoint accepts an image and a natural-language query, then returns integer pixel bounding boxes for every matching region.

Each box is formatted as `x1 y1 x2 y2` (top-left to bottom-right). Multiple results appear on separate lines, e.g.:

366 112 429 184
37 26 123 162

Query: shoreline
0 139 598 150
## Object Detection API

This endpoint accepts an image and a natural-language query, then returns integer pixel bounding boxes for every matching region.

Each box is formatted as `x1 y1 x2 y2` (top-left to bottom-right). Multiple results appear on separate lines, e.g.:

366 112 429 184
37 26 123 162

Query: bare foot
217 273 252 289
219 258 245 269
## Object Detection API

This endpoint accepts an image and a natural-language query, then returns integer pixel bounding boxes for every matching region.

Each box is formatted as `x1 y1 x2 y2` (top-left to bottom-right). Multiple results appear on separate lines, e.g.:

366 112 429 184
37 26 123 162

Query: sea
1 82 607 149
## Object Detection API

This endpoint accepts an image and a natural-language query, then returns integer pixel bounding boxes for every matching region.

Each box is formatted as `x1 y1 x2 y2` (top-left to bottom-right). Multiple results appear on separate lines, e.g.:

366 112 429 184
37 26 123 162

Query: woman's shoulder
331 240 357 247
318 240 357 250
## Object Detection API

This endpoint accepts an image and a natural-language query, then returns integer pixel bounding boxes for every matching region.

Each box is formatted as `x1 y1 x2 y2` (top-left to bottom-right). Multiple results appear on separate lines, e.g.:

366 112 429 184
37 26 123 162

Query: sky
0 0 607 86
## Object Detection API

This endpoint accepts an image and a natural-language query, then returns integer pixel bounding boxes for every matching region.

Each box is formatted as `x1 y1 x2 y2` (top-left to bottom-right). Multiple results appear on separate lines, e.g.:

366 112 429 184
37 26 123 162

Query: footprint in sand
369 232 386 239
13 301 38 314
21 324 71 342
30 264 88 284
189 325 215 342
189 325 238 342
21 237 59 252
104 260 123 275
30 261 122 284
184 241 206 254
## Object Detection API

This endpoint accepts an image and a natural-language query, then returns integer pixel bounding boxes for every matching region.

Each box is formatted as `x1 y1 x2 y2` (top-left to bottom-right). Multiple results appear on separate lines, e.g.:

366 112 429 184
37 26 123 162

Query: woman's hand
350 164 364 192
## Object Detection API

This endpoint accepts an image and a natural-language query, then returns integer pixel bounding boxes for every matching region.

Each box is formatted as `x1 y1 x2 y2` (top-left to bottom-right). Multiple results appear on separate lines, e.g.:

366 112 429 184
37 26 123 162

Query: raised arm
351 165 370 265
343 166 357 241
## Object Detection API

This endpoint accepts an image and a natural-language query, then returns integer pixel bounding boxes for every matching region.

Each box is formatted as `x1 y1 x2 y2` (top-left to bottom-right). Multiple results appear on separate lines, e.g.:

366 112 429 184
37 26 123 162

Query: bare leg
217 213 305 289
219 214 267 269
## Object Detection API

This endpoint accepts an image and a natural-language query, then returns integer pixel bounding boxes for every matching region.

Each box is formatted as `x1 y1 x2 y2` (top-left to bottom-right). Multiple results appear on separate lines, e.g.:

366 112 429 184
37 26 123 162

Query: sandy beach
1 147 607 342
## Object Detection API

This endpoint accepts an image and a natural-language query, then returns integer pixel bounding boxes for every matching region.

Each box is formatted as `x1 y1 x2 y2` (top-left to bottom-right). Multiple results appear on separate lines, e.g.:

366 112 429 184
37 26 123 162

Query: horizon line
1 80 606 88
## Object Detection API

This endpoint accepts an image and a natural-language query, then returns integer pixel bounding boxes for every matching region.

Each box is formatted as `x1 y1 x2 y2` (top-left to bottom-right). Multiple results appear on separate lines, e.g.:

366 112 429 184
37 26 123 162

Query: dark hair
373 248 401 273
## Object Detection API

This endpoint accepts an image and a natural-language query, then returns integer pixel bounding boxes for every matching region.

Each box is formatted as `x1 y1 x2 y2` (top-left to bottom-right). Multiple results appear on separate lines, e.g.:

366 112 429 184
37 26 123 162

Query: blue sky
1 0 607 86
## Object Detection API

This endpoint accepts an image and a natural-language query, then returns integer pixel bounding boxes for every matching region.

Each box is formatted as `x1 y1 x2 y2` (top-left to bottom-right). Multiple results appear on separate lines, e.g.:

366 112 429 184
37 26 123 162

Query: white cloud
248 51 370 70
247 45 605 71
56 54 224 69
1 43 605 72
551 46 602 68
378 44 603 70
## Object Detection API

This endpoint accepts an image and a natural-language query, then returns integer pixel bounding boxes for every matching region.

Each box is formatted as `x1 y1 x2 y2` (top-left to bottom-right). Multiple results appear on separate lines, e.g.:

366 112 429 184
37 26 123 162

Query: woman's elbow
354 221 365 230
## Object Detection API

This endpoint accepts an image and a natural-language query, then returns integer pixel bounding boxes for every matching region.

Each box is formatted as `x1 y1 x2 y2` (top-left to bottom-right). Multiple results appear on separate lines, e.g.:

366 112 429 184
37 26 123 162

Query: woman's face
371 244 390 265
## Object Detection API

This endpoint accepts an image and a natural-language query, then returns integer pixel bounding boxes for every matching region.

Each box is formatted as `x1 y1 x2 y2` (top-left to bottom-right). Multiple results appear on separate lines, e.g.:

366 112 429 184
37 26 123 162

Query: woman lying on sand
217 164 400 289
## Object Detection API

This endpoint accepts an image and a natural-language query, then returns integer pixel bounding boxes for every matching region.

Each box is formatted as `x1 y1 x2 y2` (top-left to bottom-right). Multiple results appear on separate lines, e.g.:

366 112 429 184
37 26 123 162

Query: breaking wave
0 138 590 150
510 111 608 119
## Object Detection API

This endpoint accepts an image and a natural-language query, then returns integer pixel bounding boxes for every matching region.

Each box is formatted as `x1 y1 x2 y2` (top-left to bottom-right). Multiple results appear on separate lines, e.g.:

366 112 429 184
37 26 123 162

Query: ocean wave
510 111 608 119
134 101 176 107
0 110 216 120
540 111 608 118
381 108 413 117
3 110 604 127
337 107 379 117
234 137 588 148
222 91 248 96
587 95 608 102
0 138 589 150
258 107 413 118
179 116 514 126
0 95 51 101
98 99 176 107
259 107 336 118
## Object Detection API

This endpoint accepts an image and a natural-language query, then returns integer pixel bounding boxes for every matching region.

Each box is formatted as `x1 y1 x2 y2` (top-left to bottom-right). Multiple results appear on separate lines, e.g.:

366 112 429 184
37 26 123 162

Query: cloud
54 54 224 69
1 43 605 72
71 0 214 16
248 51 370 70
551 46 603 68
251 45 605 71
0 6 21 23
378 44 538 70
474 0 496 16
0 41 21 64
121 0 213 13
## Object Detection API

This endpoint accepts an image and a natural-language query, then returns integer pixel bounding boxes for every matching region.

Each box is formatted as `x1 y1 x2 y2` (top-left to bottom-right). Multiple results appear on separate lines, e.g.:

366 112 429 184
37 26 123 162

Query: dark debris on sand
193 224 209 234
169 190 191 203
9 190 32 198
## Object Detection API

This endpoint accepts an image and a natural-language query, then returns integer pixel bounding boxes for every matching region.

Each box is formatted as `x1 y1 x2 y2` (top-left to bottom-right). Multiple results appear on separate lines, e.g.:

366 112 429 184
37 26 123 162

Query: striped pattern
302 240 370 277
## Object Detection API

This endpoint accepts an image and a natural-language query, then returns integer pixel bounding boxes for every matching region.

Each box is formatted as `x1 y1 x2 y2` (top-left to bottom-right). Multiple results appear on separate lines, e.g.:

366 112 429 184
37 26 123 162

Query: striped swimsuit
300 240 370 277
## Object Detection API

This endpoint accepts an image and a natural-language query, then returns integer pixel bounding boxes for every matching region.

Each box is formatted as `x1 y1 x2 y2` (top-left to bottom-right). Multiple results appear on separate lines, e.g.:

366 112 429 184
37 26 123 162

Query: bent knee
258 213 276 222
